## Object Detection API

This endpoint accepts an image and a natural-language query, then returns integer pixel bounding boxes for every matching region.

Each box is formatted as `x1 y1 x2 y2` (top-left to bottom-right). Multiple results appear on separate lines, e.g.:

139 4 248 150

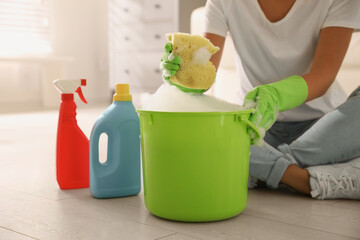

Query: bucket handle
238 114 261 141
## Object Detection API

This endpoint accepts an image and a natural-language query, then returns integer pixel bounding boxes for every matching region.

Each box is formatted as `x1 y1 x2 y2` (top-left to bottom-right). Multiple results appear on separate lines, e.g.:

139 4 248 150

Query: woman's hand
160 42 206 93
160 42 181 81
244 76 308 143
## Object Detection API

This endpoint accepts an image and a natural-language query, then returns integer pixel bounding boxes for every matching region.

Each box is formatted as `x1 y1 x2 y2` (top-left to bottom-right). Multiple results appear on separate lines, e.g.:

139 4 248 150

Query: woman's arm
204 32 226 71
302 27 353 101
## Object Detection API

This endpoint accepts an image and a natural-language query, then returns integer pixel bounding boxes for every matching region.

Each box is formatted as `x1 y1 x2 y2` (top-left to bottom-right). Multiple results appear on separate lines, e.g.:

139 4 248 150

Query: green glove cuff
268 75 308 112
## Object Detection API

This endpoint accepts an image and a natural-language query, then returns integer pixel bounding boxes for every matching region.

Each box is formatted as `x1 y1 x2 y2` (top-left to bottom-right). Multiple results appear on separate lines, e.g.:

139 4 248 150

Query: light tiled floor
0 107 359 240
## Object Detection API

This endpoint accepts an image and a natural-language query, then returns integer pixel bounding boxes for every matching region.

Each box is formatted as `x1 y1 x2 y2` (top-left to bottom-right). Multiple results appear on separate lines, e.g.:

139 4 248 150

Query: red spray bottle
53 79 89 189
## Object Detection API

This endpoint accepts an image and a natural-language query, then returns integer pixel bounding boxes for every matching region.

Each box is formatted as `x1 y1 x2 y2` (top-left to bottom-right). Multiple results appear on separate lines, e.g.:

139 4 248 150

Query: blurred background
0 0 359 114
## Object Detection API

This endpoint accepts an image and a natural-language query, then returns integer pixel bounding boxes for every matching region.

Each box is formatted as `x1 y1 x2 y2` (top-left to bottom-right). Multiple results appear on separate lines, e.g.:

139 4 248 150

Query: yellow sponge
166 32 220 90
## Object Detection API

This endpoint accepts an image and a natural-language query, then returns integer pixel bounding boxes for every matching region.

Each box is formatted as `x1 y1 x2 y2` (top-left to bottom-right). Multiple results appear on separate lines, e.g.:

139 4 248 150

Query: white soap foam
140 83 245 112
168 52 175 61
190 47 211 66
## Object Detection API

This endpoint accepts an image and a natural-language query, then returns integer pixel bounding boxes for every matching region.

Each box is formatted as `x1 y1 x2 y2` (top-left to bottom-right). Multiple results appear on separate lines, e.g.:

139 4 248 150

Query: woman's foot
280 164 311 194
307 158 360 200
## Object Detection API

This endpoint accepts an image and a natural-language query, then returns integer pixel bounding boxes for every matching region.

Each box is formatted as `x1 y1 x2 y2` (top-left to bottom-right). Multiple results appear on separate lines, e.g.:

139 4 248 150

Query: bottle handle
90 123 120 170
90 126 110 173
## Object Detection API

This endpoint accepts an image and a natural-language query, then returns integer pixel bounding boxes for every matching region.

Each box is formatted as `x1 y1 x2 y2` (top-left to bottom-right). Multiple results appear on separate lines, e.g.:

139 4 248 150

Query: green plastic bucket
138 110 259 222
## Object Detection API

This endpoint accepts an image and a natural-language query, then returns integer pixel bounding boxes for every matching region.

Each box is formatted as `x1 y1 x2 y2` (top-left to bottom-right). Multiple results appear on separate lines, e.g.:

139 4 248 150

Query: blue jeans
249 86 360 189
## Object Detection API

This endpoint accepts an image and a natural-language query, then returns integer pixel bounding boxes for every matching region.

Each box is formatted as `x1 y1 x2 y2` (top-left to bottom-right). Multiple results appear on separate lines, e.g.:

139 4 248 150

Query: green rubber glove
160 42 206 94
243 75 308 144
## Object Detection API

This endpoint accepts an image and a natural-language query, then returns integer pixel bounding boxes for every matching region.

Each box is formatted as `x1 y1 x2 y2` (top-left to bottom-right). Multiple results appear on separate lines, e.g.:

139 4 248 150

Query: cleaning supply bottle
89 84 141 198
54 79 89 190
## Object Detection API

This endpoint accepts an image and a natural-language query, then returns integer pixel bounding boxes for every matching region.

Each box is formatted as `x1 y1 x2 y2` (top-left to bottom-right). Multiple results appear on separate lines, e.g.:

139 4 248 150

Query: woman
161 0 360 199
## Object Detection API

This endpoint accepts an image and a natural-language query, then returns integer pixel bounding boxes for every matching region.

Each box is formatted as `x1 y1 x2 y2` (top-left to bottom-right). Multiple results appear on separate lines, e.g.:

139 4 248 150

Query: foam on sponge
166 33 220 90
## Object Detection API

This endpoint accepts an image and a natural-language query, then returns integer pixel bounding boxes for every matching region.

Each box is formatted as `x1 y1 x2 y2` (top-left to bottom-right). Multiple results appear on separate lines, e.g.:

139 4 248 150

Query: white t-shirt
204 0 360 121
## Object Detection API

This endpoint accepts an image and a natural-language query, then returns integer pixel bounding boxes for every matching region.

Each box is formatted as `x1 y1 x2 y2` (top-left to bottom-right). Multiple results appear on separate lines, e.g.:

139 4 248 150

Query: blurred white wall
50 0 110 105
0 0 110 113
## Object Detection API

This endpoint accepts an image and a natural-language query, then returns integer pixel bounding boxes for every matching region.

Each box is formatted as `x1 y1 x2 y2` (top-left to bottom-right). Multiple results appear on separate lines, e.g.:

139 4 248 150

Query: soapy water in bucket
140 83 245 112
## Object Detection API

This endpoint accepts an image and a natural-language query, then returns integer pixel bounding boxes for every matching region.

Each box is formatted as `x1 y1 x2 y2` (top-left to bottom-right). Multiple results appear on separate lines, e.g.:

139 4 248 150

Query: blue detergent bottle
90 84 141 198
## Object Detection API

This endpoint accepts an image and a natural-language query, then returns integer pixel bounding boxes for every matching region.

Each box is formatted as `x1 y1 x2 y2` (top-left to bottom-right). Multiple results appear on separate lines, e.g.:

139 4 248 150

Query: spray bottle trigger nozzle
76 87 88 104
